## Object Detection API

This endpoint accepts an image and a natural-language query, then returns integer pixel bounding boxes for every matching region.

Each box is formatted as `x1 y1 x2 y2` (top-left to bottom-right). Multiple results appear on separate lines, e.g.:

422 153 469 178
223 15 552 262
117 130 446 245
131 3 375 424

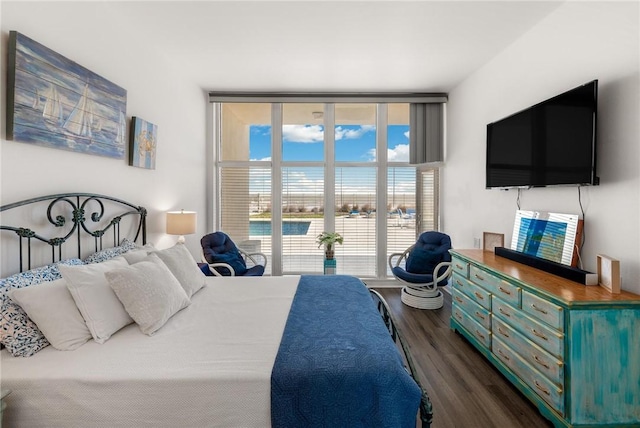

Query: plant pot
325 250 334 260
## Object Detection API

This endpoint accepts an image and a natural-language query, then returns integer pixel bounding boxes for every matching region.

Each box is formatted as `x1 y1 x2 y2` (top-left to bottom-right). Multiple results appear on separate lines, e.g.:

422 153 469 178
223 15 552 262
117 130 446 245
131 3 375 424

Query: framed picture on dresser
483 232 504 252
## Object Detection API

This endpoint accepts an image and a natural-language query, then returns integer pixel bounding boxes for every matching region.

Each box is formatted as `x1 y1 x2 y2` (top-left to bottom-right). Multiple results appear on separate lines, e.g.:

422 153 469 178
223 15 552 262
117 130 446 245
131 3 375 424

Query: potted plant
316 231 343 260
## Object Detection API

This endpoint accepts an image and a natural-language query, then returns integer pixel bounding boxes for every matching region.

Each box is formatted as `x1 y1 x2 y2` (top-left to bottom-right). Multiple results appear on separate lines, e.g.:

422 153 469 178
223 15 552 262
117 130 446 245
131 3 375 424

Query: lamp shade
166 210 197 236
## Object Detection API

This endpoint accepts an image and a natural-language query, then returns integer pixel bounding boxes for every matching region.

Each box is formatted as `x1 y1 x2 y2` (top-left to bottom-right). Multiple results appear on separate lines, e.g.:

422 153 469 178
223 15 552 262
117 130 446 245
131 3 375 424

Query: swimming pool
250 220 311 236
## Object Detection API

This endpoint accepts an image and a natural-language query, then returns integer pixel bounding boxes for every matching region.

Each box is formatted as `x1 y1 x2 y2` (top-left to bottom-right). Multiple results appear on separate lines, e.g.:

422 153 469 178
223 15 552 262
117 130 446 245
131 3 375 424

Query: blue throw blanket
271 275 421 427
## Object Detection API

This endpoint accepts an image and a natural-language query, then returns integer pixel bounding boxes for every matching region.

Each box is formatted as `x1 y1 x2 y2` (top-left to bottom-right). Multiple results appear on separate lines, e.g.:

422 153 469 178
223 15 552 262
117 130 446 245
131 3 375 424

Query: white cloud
388 144 410 162
283 170 324 193
366 143 410 162
250 156 272 161
283 125 324 143
335 125 376 141
282 124 376 143
404 130 410 139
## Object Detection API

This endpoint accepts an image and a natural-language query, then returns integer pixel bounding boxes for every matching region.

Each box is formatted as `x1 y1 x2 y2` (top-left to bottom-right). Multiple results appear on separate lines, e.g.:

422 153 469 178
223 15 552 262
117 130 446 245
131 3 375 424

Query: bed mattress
1 275 300 428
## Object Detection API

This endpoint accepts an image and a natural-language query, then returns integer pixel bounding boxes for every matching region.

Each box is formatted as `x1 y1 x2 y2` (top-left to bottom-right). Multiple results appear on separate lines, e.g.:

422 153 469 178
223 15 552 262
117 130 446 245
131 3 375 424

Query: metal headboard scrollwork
0 193 147 273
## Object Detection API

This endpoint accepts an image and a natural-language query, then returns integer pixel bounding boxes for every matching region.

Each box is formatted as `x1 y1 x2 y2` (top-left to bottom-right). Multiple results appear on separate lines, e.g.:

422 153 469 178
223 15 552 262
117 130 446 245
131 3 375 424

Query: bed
0 193 433 427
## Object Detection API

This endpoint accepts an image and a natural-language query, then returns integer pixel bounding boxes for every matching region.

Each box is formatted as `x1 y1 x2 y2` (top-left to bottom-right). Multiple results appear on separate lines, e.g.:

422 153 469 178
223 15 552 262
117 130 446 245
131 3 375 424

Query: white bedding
1 275 300 428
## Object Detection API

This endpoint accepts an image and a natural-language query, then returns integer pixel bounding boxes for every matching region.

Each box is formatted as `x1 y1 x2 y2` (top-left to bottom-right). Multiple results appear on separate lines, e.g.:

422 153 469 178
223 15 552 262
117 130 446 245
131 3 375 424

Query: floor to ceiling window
214 98 442 278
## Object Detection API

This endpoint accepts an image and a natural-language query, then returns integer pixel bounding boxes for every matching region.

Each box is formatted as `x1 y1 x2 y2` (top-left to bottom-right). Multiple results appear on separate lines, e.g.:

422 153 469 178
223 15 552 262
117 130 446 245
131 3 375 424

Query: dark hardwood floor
373 287 554 428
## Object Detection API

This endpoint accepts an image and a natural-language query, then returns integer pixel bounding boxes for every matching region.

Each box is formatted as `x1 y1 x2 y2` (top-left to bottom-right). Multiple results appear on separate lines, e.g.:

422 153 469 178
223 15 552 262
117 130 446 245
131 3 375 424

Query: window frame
212 97 444 279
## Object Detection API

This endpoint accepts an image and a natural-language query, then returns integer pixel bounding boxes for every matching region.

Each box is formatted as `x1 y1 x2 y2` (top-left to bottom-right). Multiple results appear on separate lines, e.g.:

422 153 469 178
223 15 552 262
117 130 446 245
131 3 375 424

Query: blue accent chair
388 231 452 309
200 232 267 276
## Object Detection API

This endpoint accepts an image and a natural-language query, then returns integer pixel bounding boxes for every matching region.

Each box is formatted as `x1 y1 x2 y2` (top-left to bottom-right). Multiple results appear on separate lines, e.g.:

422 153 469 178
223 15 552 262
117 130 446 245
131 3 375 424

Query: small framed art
129 117 157 169
483 232 504 252
597 254 621 294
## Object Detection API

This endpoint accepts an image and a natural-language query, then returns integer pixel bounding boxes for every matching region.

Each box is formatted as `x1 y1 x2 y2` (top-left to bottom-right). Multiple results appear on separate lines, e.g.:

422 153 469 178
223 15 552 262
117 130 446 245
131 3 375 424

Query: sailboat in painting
38 85 65 130
63 84 94 141
116 110 126 147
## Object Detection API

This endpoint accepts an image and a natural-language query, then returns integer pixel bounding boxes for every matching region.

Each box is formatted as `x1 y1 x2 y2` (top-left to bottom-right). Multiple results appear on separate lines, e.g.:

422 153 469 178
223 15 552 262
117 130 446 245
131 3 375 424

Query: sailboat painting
129 117 157 170
6 31 127 159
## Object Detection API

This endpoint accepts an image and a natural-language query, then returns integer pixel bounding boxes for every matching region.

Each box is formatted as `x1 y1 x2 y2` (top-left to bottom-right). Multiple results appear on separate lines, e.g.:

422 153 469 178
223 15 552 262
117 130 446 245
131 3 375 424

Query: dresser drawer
492 298 564 358
452 273 491 310
452 288 491 330
522 291 564 331
452 305 492 349
492 315 564 385
451 257 469 278
493 337 565 414
469 265 521 307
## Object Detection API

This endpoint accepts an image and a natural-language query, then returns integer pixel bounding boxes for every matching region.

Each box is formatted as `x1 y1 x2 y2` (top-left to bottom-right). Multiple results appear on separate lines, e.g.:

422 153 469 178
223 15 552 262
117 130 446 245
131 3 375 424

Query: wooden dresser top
451 249 640 306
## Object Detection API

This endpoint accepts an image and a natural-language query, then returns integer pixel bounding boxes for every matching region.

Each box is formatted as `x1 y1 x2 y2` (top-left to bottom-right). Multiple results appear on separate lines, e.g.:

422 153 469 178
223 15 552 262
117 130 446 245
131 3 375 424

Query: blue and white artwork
510 210 580 266
6 31 127 159
129 117 157 170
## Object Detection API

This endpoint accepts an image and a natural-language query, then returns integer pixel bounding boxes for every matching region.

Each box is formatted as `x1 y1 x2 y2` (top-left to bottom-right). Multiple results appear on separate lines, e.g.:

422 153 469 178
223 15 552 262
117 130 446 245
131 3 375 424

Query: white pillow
122 243 156 265
9 278 92 351
151 244 206 298
60 257 132 344
105 254 190 335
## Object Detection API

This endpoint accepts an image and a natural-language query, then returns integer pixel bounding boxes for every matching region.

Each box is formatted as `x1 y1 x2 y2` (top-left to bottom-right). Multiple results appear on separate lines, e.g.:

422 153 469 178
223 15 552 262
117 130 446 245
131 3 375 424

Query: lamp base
177 236 186 244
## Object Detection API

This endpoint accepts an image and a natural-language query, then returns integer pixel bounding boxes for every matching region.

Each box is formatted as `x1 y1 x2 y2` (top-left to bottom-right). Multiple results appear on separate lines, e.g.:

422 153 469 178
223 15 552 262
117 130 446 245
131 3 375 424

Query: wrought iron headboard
0 193 147 273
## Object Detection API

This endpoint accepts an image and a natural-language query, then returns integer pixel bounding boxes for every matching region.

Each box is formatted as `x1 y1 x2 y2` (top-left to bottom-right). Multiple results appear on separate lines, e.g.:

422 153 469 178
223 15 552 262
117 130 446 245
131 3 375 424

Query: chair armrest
206 262 236 276
238 248 268 270
388 252 404 270
201 248 236 276
388 245 414 270
433 261 452 283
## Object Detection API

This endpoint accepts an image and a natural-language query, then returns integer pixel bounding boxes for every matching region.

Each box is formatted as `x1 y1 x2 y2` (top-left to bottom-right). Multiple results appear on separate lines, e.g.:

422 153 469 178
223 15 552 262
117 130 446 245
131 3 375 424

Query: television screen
486 80 598 188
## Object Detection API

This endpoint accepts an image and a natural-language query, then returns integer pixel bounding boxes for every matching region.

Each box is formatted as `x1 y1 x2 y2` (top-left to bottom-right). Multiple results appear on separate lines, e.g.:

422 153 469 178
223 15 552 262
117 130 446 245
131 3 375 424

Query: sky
250 124 410 162
245 124 416 207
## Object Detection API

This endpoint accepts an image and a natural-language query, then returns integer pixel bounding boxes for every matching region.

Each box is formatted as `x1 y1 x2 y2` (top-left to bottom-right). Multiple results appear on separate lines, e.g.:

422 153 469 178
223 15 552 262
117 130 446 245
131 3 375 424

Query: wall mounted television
486 80 599 189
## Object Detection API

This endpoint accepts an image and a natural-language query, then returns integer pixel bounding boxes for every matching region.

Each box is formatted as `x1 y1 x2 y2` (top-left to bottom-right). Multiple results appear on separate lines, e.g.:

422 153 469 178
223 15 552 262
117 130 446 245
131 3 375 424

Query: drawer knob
474 292 484 300
456 280 464 287
455 263 464 270
499 286 512 295
475 311 486 320
498 327 509 338
534 380 551 396
531 329 549 341
531 304 548 315
533 354 550 369
498 307 511 317
497 349 510 361
455 313 463 321
475 330 485 341
474 273 485 281
455 296 464 304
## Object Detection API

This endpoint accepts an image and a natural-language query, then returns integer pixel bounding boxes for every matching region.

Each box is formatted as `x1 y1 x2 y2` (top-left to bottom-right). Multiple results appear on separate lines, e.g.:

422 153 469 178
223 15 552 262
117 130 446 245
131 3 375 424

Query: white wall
1 2 208 275
445 2 640 293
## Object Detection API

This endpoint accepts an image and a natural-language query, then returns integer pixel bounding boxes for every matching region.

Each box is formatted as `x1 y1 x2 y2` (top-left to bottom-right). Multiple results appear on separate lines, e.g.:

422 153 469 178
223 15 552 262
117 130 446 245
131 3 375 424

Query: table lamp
166 210 197 243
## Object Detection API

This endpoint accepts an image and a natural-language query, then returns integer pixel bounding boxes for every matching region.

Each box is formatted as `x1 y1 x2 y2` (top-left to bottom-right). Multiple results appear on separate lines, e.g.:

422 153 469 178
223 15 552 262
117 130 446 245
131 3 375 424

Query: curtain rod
208 92 448 103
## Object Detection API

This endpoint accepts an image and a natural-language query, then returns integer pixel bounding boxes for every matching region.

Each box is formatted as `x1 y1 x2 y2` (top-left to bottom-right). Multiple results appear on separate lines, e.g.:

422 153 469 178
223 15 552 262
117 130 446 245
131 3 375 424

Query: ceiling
111 1 564 93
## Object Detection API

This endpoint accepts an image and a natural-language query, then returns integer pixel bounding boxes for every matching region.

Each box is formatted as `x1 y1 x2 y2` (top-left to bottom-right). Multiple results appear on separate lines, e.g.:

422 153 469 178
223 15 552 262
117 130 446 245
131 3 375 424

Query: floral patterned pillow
83 238 138 264
0 258 84 357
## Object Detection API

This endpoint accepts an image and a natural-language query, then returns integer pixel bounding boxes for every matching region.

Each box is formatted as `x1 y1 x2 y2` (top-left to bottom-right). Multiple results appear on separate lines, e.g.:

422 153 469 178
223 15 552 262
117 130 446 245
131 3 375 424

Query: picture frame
483 232 504 252
510 210 581 267
596 254 621 294
7 31 127 159
129 117 157 170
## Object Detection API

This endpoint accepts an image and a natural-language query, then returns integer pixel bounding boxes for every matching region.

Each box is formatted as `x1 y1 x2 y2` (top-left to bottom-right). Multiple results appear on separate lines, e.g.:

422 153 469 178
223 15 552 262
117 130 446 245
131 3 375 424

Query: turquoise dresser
450 249 640 427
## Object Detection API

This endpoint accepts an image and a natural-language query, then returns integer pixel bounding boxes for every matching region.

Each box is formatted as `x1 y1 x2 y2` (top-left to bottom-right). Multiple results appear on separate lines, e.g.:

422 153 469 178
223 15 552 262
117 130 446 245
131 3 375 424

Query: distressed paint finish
492 315 564 385
450 250 640 427
568 309 640 424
